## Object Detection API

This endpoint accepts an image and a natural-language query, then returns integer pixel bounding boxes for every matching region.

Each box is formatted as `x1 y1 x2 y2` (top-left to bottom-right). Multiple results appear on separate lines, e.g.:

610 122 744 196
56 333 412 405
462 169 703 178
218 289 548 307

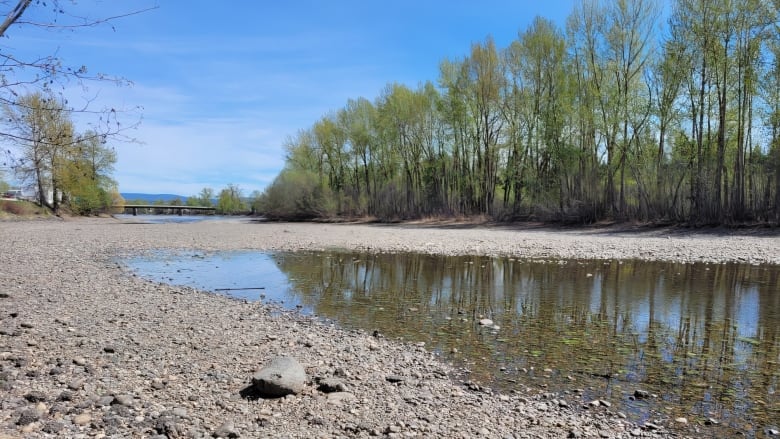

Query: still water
113 214 229 224
125 250 780 436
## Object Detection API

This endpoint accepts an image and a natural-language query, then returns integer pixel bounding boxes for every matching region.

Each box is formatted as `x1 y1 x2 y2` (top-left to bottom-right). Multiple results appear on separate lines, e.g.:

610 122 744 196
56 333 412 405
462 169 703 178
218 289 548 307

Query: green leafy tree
216 183 245 214
3 92 73 210
197 187 215 207
59 131 118 214
259 0 780 225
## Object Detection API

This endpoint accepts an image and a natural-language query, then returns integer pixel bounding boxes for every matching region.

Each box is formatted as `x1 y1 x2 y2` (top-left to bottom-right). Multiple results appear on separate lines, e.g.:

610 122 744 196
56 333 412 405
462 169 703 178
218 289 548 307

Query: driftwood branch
214 287 266 292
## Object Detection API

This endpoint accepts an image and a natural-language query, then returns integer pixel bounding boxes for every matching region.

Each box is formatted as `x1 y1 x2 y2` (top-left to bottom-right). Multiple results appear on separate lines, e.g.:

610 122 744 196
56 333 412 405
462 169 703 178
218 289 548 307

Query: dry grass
0 200 50 218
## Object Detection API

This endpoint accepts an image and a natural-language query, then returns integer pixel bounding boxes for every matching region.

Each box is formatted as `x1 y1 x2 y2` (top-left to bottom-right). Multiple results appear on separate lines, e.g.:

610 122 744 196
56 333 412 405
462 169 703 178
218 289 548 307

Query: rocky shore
3 217 778 438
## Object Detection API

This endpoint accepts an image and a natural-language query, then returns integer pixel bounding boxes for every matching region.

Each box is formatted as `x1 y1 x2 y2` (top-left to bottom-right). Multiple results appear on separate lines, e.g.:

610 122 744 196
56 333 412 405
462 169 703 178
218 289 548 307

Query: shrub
68 185 115 215
259 169 333 220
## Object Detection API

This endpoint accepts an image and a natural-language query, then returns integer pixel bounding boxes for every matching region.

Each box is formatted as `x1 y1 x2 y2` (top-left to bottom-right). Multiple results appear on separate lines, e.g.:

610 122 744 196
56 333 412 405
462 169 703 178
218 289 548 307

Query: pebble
16 408 42 426
317 377 347 393
73 413 92 426
113 394 134 406
4 219 758 438
24 391 46 402
213 420 239 438
326 391 356 406
633 389 650 399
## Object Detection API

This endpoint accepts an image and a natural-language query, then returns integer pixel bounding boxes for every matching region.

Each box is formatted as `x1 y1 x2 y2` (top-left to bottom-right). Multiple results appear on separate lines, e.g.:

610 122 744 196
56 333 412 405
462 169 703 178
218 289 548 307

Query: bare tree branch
13 6 158 31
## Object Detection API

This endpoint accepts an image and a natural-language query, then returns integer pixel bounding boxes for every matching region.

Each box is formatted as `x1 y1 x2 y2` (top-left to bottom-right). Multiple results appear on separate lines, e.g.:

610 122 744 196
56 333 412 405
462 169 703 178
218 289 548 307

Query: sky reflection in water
124 250 780 437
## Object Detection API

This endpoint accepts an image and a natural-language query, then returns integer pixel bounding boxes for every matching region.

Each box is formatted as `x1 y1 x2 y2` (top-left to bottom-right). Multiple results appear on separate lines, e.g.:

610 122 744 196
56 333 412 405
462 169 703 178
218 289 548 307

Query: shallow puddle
124 250 780 436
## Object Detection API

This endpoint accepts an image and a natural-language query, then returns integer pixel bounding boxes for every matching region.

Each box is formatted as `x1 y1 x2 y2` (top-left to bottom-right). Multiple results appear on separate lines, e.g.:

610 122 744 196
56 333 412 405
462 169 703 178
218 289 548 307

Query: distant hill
120 193 188 203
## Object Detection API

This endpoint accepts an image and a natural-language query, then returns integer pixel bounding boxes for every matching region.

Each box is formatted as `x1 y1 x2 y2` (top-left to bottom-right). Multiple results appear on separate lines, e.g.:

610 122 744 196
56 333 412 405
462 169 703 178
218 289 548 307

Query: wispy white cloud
4 1 577 196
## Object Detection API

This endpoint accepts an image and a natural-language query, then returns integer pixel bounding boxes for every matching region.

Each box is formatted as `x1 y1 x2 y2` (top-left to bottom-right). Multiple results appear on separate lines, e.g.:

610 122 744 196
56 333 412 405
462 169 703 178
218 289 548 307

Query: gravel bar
3 217 777 438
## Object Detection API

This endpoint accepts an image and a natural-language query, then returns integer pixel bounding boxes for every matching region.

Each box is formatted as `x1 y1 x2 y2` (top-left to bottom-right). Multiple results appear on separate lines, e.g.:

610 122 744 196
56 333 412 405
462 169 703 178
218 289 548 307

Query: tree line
261 0 780 225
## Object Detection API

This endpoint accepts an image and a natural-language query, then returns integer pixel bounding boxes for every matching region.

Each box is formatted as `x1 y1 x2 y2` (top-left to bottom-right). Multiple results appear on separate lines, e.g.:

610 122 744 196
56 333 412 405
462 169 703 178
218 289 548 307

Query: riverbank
3 218 778 438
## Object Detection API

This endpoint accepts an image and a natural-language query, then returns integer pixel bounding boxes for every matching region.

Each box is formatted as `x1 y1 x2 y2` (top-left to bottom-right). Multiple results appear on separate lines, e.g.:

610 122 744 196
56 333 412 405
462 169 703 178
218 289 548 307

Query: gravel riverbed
2 217 778 438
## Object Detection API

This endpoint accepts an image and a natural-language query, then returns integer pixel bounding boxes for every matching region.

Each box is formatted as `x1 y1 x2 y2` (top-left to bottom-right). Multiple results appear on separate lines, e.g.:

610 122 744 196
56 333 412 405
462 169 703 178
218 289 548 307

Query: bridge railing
119 204 217 216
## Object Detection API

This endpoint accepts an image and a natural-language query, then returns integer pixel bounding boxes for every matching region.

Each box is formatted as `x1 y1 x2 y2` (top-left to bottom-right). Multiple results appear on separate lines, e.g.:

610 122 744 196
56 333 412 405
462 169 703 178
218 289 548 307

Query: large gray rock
251 357 306 397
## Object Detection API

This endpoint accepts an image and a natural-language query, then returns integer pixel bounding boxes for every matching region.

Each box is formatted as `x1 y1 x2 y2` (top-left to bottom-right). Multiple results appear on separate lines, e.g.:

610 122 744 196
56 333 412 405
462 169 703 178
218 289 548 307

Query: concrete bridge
121 204 216 216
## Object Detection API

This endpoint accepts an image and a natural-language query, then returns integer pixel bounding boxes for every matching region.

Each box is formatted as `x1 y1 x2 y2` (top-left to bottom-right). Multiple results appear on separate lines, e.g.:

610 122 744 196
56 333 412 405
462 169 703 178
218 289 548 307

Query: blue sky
5 1 577 197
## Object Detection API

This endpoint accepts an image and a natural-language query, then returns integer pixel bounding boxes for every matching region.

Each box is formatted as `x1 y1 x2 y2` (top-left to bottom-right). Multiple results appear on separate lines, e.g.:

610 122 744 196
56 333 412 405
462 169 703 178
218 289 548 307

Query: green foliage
0 169 11 194
259 169 333 220
195 187 215 207
68 185 114 215
261 0 780 225
58 131 118 215
4 93 119 215
216 183 245 214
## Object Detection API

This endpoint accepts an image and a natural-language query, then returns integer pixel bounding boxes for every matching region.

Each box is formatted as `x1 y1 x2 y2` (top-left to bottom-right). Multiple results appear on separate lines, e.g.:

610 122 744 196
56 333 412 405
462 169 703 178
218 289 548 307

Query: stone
478 318 494 326
317 377 347 393
674 417 688 424
386 375 405 383
155 417 183 437
24 391 46 402
56 391 73 402
326 391 356 406
633 389 650 399
73 413 92 426
68 379 84 391
97 396 115 407
112 394 134 406
16 408 41 425
42 421 64 434
251 356 306 397
213 420 239 438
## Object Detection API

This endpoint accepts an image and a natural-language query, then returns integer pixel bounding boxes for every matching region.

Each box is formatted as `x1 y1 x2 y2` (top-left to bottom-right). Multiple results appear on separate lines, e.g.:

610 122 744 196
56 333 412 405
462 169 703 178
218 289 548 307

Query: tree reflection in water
272 251 779 436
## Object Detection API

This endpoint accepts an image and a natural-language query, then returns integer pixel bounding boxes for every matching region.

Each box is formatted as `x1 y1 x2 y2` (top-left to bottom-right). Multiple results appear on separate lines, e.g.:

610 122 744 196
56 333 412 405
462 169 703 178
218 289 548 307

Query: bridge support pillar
132 207 137 216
